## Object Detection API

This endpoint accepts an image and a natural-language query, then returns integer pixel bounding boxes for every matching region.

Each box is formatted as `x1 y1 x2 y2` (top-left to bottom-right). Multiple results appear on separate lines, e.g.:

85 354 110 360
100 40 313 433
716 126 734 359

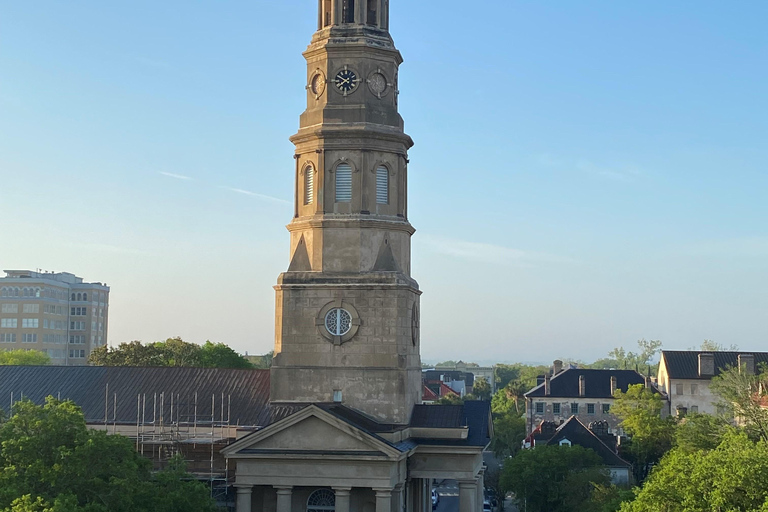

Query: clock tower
269 0 421 424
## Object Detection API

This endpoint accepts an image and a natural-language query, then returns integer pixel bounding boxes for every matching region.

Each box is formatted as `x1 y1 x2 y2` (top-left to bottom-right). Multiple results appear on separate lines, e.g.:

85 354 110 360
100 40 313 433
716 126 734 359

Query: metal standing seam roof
0 366 271 426
661 351 768 380
525 369 659 399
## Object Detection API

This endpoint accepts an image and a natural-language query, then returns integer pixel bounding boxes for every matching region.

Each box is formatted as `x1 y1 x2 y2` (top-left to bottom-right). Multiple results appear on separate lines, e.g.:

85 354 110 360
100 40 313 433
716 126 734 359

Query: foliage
710 363 768 442
589 339 662 372
674 413 733 453
0 350 50 366
88 337 253 369
434 394 464 405
589 485 635 512
0 397 216 512
612 384 675 482
434 360 479 368
697 339 739 351
472 377 492 401
620 431 768 512
500 444 609 512
489 410 526 459
247 351 274 369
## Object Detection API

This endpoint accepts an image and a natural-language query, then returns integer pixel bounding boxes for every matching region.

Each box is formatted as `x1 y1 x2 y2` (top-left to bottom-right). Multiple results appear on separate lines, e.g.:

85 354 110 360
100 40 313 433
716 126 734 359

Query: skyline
1 1 766 363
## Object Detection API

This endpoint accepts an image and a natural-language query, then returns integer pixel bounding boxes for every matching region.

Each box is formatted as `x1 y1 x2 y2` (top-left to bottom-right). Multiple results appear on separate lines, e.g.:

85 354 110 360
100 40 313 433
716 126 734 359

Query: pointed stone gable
288 235 312 272
372 237 399 272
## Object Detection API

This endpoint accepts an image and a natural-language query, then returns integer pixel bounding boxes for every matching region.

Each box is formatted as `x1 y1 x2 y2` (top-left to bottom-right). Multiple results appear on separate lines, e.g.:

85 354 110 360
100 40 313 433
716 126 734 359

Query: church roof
0 366 271 427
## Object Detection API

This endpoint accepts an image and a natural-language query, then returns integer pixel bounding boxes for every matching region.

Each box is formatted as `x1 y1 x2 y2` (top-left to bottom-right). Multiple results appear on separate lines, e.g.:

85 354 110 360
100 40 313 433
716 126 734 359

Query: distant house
422 381 461 403
524 416 632 486
422 369 474 398
524 362 663 435
657 351 768 416
433 361 496 393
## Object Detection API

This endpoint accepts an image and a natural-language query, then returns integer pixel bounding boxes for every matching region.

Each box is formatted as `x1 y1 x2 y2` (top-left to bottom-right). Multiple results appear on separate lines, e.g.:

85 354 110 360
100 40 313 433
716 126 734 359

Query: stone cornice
287 216 415 234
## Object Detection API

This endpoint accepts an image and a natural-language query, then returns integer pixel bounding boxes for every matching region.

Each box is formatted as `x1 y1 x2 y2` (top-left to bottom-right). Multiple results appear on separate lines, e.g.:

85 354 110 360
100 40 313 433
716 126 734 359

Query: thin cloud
159 172 193 181
417 234 575 266
219 186 291 205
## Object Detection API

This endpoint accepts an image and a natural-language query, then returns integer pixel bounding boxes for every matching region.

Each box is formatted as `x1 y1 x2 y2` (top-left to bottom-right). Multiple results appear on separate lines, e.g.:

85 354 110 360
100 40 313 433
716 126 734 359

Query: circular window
325 308 352 337
307 489 335 512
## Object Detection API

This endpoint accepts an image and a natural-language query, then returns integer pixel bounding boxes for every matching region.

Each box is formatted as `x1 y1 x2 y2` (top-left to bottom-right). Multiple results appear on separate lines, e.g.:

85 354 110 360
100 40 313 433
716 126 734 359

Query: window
22 304 39 313
323 0 332 27
325 308 352 336
1 304 18 313
690 384 698 395
69 335 85 345
69 349 86 359
304 166 314 205
587 403 595 415
571 403 579 415
71 293 76 301
367 2 377 25
376 166 389 204
691 405 699 414
70 321 85 331
341 0 354 23
335 164 352 202
535 402 544 414
559 439 572 446
22 334 37 343
307 489 335 512
675 384 684 395
70 307 87 316
553 403 561 415
0 333 16 343
83 293 87 301
22 319 39 328
602 404 611 414
1 319 18 328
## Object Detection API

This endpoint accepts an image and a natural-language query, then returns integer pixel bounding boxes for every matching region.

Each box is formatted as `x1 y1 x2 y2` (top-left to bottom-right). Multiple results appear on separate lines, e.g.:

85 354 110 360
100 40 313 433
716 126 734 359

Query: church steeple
270 0 420 424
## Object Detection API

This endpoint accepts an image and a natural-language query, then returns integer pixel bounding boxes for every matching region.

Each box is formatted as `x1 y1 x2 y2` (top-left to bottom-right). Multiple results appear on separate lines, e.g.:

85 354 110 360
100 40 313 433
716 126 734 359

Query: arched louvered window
376 166 389 204
367 0 378 25
342 0 354 23
304 166 314 205
335 164 352 203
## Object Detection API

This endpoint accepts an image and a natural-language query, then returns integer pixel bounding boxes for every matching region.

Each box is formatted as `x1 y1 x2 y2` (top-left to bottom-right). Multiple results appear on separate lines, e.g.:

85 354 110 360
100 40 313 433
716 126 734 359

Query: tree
248 351 274 369
489 411 526 459
590 339 662 371
89 338 252 369
710 363 768 442
434 394 464 405
472 377 491 401
611 384 675 482
500 445 609 512
621 431 768 512
0 397 216 512
674 413 733 453
697 339 738 351
0 350 50 366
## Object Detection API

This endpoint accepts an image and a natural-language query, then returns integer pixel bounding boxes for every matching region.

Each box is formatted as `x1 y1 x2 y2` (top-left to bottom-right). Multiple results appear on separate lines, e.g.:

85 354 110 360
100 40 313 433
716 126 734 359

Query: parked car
431 490 440 510
483 501 492 512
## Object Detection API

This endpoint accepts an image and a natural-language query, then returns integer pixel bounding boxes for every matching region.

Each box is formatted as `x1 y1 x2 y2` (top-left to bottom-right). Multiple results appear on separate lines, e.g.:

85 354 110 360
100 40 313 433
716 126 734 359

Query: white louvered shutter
304 166 314 205
376 166 389 204
335 164 352 202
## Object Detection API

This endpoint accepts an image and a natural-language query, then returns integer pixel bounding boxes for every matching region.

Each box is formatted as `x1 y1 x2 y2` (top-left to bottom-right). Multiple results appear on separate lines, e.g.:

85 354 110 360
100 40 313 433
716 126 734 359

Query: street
431 481 518 512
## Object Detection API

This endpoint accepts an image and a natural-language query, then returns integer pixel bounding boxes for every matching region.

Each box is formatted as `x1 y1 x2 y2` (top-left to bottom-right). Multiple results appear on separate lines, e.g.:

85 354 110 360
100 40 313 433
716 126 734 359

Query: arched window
304 166 315 205
13 288 19 297
376 166 389 204
335 164 352 203
307 489 335 512
1 288 6 298
83 293 87 301
76 293 82 301
341 0 354 23
71 293 76 301
35 288 41 298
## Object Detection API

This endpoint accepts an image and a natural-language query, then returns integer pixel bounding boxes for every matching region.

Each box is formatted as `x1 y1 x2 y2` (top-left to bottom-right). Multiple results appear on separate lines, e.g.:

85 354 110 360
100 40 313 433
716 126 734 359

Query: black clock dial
335 69 358 93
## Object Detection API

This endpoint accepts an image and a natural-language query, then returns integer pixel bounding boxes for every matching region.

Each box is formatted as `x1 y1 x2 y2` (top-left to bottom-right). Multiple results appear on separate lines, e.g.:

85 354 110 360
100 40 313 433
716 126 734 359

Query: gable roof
0 366 271 426
661 351 768 380
546 416 631 468
525 369 658 399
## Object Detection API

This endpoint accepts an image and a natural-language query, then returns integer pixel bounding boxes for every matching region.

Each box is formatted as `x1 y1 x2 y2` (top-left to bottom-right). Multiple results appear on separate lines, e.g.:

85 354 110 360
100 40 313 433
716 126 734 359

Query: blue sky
1 1 766 364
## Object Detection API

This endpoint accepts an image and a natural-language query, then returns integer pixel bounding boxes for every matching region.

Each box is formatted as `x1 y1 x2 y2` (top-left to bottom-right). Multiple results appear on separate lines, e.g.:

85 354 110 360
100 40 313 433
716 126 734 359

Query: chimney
553 360 563 375
545 374 551 396
738 354 755 375
644 376 652 389
698 353 715 378
579 375 586 397
610 376 617 396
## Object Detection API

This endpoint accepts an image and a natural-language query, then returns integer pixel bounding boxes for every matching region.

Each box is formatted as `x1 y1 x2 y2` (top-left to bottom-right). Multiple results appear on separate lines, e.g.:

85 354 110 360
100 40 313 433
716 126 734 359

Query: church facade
222 2 491 511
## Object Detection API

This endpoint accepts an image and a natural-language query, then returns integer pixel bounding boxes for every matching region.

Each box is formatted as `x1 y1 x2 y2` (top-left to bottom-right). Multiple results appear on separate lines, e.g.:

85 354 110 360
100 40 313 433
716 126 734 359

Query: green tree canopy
500 444 610 512
0 397 216 512
472 377 492 401
88 338 253 369
588 339 662 371
710 363 768 442
612 384 675 482
0 350 50 366
621 431 768 512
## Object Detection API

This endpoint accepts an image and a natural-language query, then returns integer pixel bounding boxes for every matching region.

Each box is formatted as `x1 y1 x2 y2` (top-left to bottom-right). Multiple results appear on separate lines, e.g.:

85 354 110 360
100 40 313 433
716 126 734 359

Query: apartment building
0 270 109 365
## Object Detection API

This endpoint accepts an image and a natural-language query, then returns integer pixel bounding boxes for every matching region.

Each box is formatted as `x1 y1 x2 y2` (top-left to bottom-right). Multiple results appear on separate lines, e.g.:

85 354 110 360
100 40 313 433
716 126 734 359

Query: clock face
310 73 326 96
368 73 387 97
335 69 358 94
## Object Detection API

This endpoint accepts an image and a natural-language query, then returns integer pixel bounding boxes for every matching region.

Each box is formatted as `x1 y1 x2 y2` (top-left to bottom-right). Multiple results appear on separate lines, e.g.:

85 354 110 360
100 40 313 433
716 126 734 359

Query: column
458 480 477 512
475 471 485 512
334 487 352 512
276 486 293 512
374 488 393 512
393 484 404 512
235 485 252 512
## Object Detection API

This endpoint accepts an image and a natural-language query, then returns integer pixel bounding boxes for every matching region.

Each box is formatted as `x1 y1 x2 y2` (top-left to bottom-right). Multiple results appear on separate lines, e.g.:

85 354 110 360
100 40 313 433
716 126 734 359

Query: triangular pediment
222 405 401 459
